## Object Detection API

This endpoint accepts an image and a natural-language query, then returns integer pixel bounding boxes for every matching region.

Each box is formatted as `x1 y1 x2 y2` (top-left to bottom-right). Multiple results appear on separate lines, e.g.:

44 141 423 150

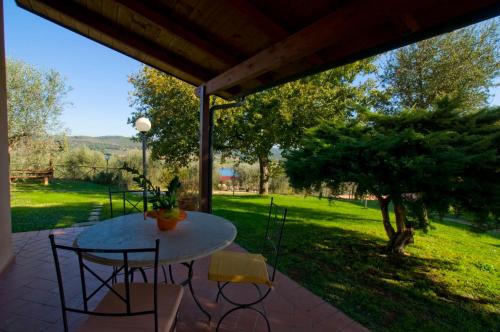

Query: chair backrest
262 197 287 282
49 234 160 332
108 190 146 218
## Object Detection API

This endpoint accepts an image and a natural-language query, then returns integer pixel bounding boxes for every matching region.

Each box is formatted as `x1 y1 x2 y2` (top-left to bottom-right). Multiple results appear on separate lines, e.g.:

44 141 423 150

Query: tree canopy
284 98 500 253
380 22 499 112
7 58 69 149
130 60 376 193
128 67 199 168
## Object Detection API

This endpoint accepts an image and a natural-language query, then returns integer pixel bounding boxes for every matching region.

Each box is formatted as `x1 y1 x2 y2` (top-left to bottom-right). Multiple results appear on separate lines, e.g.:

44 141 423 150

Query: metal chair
49 235 183 332
108 189 148 218
208 198 287 331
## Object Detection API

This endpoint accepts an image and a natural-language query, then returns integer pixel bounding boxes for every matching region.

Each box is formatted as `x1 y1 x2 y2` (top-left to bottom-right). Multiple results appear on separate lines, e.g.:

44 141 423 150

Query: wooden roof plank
31 0 214 83
115 0 240 67
222 0 288 41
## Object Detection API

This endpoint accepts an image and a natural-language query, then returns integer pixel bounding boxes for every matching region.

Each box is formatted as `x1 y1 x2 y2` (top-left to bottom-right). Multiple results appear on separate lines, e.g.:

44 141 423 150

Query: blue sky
5 0 141 136
4 0 500 136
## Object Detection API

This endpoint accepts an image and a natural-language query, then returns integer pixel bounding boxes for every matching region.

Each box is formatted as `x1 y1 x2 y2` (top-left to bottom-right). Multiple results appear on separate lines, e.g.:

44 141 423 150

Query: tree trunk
258 155 270 195
388 203 414 254
377 196 414 255
378 196 395 239
418 203 429 227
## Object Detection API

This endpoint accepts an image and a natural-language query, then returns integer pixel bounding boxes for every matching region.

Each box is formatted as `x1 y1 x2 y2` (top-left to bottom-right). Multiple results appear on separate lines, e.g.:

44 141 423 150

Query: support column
0 0 13 274
198 85 212 213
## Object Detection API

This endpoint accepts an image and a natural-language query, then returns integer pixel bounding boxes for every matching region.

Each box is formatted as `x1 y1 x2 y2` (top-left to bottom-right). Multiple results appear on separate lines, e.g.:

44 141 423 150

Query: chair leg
170 309 179 332
215 281 230 303
215 282 220 302
137 267 148 283
252 283 267 314
169 264 175 284
216 306 270 332
161 264 184 284
215 283 272 332
162 265 168 283
61 309 69 332
168 262 211 322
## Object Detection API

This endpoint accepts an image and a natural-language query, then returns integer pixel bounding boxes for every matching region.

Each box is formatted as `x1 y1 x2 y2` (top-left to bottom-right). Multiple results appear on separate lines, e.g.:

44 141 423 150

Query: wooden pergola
0 0 499 271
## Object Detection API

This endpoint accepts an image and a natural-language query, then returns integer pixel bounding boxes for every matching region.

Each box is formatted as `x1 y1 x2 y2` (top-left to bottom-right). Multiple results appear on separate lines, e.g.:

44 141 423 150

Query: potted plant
149 176 186 230
123 164 186 230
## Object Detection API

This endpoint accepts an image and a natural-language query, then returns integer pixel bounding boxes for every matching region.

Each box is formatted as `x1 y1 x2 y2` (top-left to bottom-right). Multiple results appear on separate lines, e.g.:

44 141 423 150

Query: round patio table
74 211 237 321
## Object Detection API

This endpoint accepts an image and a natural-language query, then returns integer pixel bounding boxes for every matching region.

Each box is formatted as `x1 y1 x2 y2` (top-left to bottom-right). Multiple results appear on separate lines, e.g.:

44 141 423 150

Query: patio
0 226 367 332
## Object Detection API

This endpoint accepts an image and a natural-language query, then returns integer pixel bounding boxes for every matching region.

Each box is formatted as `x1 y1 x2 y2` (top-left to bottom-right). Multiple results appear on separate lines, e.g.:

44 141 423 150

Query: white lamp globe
135 117 151 132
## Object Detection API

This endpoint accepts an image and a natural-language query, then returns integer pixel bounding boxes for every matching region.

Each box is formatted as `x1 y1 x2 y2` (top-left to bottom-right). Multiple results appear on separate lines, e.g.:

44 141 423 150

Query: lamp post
104 153 111 189
135 117 151 214
104 153 111 173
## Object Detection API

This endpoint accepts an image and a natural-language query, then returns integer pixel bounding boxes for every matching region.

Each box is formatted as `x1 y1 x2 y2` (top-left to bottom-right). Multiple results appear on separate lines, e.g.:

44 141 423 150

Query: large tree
380 21 499 112
129 60 376 193
129 67 199 168
7 58 69 149
285 98 499 254
214 60 376 194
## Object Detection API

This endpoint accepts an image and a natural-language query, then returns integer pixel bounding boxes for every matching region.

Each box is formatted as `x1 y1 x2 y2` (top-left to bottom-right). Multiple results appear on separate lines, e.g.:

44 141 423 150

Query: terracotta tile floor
0 227 369 332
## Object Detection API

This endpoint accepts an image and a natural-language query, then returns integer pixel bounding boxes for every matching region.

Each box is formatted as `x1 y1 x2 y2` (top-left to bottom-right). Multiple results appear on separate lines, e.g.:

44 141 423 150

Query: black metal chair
108 189 148 218
49 235 183 332
208 198 287 331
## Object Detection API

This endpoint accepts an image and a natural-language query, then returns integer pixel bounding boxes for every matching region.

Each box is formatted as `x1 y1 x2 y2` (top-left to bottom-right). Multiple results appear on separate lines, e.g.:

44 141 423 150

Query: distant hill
68 136 141 154
67 136 283 159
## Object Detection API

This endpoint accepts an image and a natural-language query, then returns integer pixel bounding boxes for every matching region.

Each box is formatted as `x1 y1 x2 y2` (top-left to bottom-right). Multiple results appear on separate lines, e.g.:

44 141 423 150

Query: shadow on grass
13 199 144 234
11 180 143 231
213 197 500 332
214 195 381 224
12 202 99 233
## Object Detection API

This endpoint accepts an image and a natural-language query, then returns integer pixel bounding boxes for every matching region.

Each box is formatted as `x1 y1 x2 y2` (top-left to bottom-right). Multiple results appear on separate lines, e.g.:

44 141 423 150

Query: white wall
0 0 13 274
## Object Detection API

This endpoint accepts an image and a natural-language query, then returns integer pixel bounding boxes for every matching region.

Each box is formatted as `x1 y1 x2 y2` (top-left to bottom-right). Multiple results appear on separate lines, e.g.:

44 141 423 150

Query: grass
10 179 112 232
212 194 500 332
10 179 145 232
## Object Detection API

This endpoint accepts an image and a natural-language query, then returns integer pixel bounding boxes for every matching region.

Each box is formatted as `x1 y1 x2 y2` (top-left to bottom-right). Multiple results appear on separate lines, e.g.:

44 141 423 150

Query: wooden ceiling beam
219 0 328 91
114 0 241 67
201 1 369 96
38 0 214 82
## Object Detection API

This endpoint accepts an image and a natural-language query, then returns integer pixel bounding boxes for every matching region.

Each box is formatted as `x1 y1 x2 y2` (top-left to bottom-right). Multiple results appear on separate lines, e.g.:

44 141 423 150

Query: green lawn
212 194 500 332
10 180 112 232
11 180 156 233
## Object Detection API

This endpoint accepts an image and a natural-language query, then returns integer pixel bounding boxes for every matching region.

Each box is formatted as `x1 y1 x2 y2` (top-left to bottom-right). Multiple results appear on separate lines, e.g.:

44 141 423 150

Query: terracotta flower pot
155 208 186 231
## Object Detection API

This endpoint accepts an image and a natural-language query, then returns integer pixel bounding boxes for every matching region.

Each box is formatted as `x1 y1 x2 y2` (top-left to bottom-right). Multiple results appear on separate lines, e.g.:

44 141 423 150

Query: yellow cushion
209 250 271 286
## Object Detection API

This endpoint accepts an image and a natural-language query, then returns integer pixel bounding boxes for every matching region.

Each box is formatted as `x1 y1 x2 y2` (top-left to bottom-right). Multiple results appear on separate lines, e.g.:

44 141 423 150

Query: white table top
74 211 237 267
